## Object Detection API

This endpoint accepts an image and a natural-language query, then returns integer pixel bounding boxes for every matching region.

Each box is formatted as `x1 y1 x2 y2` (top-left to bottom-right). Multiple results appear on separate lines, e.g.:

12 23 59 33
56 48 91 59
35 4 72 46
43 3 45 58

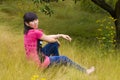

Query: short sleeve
35 29 43 39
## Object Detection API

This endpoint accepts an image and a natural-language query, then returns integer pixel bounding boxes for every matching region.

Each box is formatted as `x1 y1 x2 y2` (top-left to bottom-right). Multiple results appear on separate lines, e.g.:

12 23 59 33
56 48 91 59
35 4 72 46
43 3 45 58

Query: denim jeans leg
49 56 86 73
42 42 60 56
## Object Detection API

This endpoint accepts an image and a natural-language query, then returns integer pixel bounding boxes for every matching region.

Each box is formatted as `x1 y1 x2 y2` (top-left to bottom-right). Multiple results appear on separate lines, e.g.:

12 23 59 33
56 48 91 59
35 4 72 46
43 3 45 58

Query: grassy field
0 25 120 80
0 1 120 80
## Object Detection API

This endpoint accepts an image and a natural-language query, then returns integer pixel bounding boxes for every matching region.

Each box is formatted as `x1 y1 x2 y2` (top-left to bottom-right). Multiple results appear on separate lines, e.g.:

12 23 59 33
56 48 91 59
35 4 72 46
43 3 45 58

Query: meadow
0 1 120 80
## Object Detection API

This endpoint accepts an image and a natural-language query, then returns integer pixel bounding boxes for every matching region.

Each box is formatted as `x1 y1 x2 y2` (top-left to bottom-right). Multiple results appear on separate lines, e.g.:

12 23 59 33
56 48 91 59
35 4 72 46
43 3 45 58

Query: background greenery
0 0 120 80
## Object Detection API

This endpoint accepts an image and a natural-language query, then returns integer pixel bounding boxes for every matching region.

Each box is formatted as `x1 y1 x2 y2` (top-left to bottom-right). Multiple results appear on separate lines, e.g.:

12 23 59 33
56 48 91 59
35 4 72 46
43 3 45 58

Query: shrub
96 16 116 51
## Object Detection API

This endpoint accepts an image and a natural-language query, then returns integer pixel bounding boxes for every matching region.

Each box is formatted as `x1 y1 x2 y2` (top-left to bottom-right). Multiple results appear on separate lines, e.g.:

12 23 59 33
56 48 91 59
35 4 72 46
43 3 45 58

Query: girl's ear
25 22 29 26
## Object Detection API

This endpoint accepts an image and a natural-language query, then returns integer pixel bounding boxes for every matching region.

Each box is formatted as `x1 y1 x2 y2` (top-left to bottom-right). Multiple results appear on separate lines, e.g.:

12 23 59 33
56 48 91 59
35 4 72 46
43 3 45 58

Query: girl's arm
40 34 72 43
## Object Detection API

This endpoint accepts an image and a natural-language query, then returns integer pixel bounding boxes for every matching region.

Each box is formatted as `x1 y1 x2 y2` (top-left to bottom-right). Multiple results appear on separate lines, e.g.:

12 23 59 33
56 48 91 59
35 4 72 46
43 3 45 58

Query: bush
96 16 116 50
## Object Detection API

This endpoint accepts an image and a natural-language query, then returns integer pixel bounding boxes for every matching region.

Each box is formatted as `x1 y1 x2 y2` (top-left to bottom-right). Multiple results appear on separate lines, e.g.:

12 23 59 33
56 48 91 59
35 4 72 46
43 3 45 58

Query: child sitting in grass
23 12 95 74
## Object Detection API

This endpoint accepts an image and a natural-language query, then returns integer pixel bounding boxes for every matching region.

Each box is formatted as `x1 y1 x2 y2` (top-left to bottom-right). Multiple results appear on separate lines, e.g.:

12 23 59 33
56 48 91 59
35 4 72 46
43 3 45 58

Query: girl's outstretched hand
61 34 72 42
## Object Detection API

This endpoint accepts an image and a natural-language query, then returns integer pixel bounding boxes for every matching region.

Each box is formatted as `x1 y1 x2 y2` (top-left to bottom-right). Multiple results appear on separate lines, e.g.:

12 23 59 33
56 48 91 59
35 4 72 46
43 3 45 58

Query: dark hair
23 12 38 34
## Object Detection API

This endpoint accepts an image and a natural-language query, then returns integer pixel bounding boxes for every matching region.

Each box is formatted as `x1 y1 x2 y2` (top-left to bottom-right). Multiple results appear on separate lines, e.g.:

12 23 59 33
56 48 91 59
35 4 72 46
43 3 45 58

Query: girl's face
26 19 39 29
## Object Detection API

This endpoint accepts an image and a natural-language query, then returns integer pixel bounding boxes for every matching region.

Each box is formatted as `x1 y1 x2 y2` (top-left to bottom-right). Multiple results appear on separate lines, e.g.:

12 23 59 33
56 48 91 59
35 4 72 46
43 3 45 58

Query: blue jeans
42 42 60 56
42 42 86 72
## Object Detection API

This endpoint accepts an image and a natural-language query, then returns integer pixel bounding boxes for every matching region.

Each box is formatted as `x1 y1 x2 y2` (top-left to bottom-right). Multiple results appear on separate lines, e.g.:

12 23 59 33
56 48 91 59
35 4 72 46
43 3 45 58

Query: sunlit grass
0 25 120 80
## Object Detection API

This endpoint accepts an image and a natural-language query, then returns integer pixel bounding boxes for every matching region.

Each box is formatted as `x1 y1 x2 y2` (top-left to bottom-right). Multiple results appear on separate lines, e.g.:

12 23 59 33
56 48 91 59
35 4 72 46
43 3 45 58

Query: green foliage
32 0 54 16
32 0 42 4
96 16 116 50
80 0 105 13
80 0 118 13
105 0 118 8
73 0 80 4
31 0 118 16
40 4 54 16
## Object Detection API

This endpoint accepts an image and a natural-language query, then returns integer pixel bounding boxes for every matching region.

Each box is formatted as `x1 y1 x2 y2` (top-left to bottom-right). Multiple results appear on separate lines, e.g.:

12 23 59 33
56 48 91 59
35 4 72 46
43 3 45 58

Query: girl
23 12 95 74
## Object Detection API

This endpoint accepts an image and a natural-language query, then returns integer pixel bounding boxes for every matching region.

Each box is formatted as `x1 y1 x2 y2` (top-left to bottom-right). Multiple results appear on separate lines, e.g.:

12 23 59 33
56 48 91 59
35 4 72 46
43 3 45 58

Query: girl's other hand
62 34 72 42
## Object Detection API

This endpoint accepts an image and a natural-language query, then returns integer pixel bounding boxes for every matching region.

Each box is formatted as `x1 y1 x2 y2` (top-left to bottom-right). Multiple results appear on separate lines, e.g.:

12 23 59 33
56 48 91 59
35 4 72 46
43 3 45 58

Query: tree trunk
115 0 120 48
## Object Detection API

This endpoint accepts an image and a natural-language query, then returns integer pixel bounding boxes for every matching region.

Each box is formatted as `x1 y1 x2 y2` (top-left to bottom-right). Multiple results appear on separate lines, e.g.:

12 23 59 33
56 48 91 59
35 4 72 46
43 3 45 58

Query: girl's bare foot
86 66 95 75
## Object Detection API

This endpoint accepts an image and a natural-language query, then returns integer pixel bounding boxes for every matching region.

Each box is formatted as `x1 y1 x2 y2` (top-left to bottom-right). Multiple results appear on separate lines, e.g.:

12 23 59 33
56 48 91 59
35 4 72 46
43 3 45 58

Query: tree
32 0 120 48
91 0 120 48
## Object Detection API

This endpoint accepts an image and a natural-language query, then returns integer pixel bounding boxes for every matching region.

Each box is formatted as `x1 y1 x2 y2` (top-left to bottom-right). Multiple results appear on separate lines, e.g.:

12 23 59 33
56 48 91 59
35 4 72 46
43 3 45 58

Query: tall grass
0 25 120 80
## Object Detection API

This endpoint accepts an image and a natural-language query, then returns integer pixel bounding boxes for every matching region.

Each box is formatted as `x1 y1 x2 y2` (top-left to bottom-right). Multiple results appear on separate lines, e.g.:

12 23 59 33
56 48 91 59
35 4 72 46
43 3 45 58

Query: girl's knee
61 56 69 60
